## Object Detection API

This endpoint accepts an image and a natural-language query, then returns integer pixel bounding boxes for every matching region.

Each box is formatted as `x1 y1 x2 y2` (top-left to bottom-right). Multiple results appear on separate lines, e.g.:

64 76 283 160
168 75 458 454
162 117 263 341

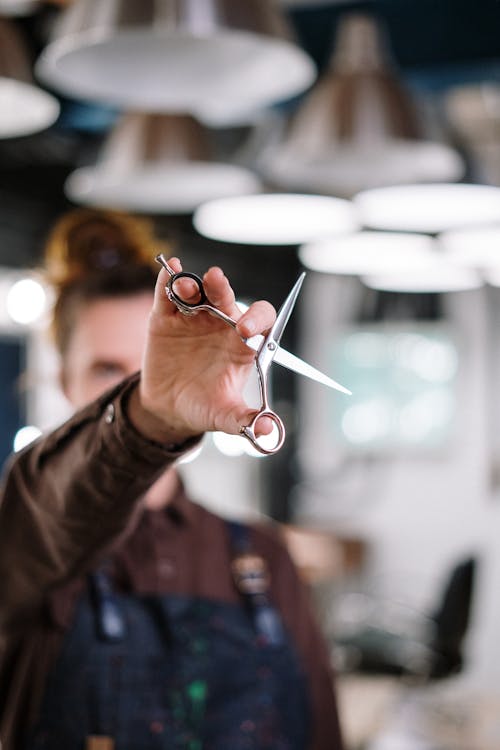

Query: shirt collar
163 474 198 525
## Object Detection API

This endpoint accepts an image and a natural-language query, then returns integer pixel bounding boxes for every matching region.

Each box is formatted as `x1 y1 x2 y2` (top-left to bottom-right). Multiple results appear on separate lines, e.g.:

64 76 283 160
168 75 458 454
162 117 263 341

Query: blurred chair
427 557 475 679
332 557 476 682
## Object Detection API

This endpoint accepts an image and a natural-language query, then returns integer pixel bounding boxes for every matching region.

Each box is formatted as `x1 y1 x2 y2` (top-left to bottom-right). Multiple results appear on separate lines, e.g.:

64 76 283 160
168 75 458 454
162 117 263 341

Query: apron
27 522 311 749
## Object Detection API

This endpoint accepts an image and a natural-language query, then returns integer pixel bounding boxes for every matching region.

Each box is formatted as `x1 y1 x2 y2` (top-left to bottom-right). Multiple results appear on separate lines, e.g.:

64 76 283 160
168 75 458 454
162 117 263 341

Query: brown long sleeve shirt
0 376 343 750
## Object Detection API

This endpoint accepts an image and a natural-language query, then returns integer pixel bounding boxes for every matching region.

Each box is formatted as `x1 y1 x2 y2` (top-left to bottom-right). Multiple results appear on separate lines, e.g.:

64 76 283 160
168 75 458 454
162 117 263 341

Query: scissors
156 254 351 455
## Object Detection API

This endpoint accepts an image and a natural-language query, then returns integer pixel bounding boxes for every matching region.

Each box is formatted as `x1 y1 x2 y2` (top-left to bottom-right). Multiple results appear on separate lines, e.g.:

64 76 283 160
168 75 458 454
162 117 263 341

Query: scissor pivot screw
267 342 276 351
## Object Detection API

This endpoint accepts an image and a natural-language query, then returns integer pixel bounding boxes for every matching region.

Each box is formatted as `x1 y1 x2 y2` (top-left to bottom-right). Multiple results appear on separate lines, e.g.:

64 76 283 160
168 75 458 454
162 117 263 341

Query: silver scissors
156 254 351 455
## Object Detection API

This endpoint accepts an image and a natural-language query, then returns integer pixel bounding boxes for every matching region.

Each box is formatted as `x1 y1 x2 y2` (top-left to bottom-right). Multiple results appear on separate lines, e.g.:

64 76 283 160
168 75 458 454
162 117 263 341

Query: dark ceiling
1 0 500 279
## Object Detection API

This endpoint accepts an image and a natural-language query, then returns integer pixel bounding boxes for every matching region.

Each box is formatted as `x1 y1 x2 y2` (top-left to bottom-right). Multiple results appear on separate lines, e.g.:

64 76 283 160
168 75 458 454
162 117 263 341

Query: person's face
62 292 153 409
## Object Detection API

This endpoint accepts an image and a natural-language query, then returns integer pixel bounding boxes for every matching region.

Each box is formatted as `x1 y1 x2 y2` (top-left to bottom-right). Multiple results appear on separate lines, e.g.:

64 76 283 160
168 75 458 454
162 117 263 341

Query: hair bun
44 208 168 288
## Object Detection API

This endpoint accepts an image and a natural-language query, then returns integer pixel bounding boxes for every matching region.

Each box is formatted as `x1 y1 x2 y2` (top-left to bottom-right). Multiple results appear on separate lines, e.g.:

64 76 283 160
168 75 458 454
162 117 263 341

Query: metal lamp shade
65 112 261 214
445 84 500 186
0 19 59 138
36 0 316 125
261 13 463 197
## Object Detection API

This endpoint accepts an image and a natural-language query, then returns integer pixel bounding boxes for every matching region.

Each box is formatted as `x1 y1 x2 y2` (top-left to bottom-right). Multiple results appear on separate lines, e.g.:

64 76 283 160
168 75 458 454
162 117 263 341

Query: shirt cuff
109 373 203 461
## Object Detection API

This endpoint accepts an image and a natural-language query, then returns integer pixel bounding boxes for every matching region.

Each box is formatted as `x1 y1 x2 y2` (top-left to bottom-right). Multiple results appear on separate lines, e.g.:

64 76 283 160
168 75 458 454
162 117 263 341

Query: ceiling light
354 183 500 234
0 19 59 138
299 231 438 275
439 225 500 269
193 193 358 245
36 0 316 125
65 113 261 214
361 264 483 293
483 268 500 288
6 277 48 325
260 13 463 197
13 425 42 452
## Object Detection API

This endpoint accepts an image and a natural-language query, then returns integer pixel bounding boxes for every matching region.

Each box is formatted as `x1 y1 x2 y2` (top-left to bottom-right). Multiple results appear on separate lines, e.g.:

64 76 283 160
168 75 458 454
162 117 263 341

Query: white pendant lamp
261 13 463 197
0 19 59 138
193 193 358 245
299 231 439 275
483 268 500 288
439 225 500 287
439 225 500 269
362 265 483 293
65 113 261 214
298 226 485 291
35 0 316 125
354 183 500 234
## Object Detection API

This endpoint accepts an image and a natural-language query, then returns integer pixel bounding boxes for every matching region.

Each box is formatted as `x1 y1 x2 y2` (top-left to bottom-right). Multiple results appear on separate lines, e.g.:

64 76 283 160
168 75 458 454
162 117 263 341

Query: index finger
237 300 276 339
202 266 240 319
202 268 276 337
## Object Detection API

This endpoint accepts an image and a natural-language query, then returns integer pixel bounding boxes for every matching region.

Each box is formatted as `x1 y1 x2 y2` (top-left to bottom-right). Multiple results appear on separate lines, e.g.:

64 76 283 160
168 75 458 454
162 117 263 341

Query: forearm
0 375 194 630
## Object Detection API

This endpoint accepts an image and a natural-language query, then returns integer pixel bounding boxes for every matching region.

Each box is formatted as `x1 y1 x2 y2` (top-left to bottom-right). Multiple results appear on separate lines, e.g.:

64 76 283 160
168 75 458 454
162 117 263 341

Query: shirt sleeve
0 373 199 633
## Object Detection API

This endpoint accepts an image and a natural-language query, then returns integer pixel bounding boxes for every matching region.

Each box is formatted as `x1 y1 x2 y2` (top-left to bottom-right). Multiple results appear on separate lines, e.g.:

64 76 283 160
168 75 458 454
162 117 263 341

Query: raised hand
128 258 276 445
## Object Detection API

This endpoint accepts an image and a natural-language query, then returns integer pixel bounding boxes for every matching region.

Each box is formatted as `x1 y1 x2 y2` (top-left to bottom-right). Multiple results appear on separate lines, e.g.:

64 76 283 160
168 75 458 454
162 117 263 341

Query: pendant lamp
362 265 483 293
445 84 500 186
299 231 439 276
354 183 500 234
0 19 59 138
483 268 500 288
65 112 261 214
193 193 358 245
439 225 500 270
35 0 316 125
261 13 463 197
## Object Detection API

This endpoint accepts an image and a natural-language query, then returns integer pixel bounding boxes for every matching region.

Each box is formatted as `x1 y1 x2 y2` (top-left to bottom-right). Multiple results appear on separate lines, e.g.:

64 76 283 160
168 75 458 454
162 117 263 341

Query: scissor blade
271 272 306 346
274 346 352 395
244 335 351 395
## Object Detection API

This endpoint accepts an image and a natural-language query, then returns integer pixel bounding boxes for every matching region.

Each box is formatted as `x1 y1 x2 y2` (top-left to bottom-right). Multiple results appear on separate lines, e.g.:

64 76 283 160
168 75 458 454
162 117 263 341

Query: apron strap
89 566 126 642
226 520 285 646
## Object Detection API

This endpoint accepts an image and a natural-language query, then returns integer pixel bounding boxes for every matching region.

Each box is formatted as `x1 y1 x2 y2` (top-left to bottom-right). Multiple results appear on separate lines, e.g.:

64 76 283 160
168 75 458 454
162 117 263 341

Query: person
0 209 344 750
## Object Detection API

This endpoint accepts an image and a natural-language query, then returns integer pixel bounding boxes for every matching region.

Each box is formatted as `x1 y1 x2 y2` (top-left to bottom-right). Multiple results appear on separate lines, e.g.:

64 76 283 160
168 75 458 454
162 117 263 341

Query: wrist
126 383 198 448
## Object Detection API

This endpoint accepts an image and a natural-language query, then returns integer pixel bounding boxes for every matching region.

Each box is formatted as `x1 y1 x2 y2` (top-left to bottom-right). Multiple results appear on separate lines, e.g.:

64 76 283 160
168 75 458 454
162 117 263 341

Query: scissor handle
240 410 286 456
167 271 207 310
166 270 240 329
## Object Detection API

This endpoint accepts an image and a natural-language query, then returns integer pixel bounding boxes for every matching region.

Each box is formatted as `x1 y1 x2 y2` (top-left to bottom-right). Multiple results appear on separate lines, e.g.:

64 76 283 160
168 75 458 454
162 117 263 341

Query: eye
91 362 126 379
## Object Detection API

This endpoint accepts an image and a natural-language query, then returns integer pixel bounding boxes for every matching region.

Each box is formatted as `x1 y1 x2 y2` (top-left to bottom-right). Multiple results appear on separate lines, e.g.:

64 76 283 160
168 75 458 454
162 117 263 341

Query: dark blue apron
27 522 311 749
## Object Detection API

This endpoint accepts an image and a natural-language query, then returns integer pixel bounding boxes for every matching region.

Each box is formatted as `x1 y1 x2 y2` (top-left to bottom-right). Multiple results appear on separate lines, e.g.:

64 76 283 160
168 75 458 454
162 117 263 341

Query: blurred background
3 0 500 747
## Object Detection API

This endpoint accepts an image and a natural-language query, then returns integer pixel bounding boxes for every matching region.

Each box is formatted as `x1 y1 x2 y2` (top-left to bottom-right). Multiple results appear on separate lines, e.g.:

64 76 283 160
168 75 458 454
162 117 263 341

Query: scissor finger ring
240 410 286 456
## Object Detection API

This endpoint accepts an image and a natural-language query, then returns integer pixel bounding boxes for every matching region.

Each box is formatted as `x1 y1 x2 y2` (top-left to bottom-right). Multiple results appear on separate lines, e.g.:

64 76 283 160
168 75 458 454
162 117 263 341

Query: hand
128 258 276 445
